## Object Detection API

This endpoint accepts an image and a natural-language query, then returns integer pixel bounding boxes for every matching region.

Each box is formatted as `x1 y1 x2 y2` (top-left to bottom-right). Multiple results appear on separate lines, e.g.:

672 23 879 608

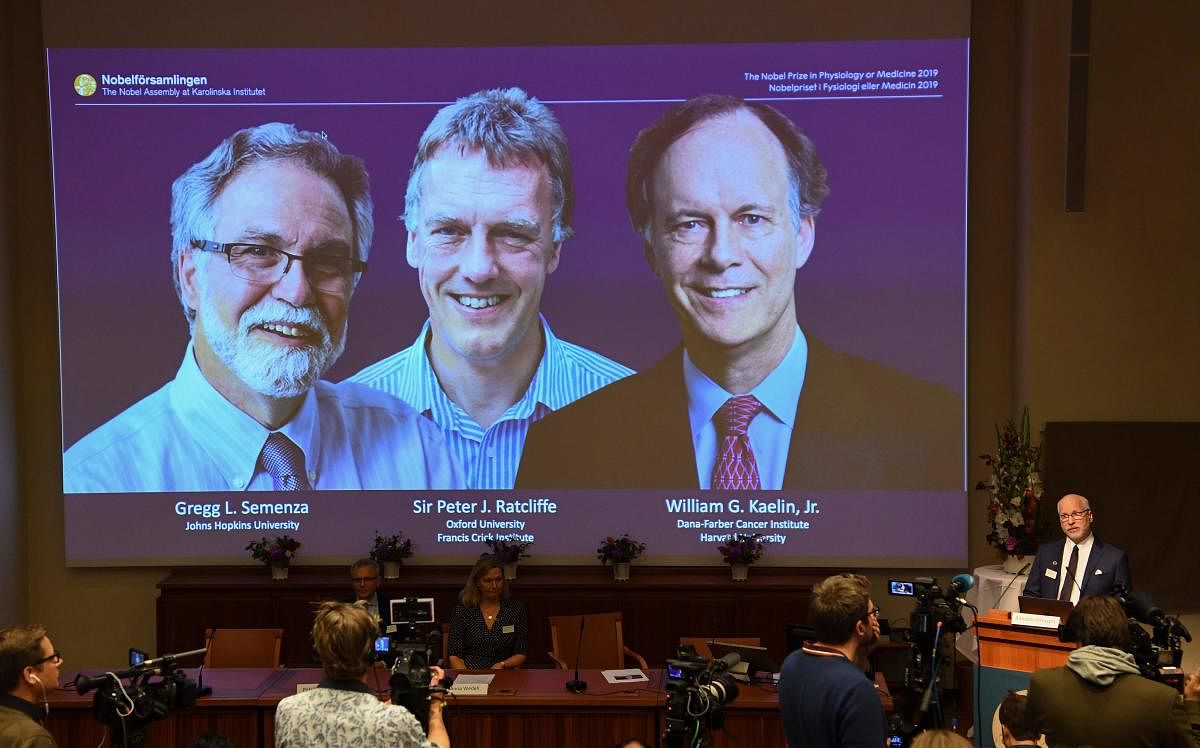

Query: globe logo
74 74 97 97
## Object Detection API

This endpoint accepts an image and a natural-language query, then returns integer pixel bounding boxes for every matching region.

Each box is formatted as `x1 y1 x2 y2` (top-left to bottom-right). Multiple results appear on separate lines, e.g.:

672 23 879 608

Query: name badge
502 625 515 634
1044 568 1058 580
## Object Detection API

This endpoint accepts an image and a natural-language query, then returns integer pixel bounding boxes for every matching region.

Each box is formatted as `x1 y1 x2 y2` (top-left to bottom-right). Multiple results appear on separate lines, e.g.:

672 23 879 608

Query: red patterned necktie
259 432 312 491
711 395 764 490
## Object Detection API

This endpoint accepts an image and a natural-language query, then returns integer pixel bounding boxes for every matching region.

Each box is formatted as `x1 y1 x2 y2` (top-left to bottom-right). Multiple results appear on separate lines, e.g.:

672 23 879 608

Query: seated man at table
1026 595 1200 748
0 624 62 747
777 573 886 748
347 559 392 633
275 602 449 748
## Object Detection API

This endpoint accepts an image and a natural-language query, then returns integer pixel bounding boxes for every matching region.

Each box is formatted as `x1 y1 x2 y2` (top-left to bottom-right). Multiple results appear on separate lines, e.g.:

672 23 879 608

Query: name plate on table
1011 612 1061 630
449 673 494 695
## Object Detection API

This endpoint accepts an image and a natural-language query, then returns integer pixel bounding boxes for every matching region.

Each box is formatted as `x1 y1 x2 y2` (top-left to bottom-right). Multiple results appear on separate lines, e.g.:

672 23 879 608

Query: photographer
0 625 60 747
778 573 886 747
1026 595 1200 747
275 602 449 748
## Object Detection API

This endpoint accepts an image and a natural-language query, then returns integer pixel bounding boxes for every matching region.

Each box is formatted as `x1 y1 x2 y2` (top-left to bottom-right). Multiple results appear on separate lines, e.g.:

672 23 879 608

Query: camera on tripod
662 652 741 748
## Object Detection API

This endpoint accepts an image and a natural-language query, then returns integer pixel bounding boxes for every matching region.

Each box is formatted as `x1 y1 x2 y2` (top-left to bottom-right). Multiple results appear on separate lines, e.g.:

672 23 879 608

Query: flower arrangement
246 535 301 567
717 533 766 565
485 538 531 563
369 531 414 563
977 407 1044 556
596 534 647 565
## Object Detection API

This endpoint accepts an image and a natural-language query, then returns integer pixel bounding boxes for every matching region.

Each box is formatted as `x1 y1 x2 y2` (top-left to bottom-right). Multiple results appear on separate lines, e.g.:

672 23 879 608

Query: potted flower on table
246 535 301 580
717 533 766 581
485 538 532 580
597 534 647 581
370 531 414 579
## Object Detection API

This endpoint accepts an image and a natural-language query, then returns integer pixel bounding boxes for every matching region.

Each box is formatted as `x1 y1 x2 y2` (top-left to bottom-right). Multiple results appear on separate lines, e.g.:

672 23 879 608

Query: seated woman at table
448 556 528 670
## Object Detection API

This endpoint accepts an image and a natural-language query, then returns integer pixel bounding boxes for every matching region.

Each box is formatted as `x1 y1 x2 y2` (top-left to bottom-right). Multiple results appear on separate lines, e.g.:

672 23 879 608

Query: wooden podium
975 608 1075 672
971 610 1076 748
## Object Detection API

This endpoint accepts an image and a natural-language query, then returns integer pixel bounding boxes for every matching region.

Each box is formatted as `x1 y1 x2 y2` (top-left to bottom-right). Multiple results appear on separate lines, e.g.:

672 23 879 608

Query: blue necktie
259 432 312 491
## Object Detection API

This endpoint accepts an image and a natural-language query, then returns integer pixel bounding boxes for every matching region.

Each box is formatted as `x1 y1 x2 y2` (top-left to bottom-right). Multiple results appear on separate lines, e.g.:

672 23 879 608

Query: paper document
601 668 649 684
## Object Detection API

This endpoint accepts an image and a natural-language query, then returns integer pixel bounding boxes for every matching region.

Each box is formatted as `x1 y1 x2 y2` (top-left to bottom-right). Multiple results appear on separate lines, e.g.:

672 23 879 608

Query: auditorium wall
1 0 1195 668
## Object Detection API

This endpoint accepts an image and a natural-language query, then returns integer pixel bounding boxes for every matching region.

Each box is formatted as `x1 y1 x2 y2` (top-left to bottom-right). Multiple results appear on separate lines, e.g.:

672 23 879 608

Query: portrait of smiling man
350 88 632 490
517 94 961 490
63 122 460 492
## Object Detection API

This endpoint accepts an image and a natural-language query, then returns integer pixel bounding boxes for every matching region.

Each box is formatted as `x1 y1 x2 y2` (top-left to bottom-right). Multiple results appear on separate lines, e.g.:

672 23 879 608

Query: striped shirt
348 316 633 489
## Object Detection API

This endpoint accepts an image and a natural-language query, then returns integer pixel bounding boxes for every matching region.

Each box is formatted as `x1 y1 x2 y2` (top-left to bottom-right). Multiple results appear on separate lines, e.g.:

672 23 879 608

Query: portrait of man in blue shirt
63 122 460 493
350 88 632 490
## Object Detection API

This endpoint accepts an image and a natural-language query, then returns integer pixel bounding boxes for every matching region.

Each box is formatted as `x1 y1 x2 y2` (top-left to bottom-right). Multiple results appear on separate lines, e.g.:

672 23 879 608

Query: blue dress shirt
348 316 632 489
684 327 807 490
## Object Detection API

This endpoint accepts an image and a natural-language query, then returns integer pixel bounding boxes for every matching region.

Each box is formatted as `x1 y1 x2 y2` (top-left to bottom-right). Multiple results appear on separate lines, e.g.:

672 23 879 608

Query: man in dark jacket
0 624 61 747
1027 595 1200 747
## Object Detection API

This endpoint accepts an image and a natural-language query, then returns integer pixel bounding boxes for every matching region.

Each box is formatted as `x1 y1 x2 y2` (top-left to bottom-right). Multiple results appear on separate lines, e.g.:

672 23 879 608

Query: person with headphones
0 624 61 747
275 601 449 747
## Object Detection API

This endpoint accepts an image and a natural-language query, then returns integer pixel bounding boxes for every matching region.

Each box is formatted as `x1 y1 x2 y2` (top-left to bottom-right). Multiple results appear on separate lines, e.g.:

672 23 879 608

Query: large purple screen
49 41 968 566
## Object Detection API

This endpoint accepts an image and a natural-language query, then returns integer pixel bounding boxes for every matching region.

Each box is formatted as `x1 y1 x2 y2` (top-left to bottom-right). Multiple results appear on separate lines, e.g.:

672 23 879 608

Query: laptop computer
1018 595 1074 622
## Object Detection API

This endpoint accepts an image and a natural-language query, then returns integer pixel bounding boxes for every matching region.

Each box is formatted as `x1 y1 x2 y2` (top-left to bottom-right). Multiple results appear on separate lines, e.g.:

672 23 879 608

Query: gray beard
197 293 345 399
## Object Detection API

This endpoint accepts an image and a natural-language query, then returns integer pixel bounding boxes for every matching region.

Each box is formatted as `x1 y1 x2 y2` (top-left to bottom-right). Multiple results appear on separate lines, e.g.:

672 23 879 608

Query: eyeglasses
1058 509 1092 522
351 576 378 585
192 239 368 293
863 607 880 620
33 651 62 666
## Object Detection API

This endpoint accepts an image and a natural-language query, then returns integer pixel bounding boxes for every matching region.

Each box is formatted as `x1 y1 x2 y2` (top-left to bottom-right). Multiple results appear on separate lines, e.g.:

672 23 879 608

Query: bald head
1057 493 1093 543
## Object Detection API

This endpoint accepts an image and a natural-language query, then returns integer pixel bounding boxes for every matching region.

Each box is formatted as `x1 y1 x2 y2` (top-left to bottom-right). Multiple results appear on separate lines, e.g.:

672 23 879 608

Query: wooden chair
203 627 283 668
677 635 762 661
548 612 648 671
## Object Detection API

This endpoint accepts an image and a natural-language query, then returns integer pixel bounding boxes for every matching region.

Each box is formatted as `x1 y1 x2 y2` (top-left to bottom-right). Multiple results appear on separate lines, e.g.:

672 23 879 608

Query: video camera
75 647 205 748
888 574 974 741
1060 586 1191 683
662 651 741 748
380 598 443 729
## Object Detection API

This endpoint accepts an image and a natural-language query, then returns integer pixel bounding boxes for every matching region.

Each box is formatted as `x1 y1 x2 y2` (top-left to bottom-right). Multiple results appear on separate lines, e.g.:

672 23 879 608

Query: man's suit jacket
346 593 393 633
1022 536 1132 600
515 335 961 490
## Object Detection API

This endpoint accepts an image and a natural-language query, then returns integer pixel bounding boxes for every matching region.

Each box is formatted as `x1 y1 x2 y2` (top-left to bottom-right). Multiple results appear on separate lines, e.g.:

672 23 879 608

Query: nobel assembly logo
74 74 97 97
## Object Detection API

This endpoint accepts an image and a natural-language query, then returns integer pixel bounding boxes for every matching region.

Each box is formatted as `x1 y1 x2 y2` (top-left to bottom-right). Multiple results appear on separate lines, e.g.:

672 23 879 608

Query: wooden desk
157 565 822 668
48 666 786 747
975 609 1074 671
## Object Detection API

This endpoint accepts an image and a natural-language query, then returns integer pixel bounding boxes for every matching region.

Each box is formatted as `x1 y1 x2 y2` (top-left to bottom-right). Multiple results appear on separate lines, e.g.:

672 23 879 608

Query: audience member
912 730 972 748
997 691 1043 747
0 624 61 747
1026 595 1200 747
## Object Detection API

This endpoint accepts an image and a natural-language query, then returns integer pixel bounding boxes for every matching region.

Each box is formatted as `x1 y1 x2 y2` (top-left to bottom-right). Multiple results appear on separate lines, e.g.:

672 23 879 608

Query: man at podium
1022 494 1130 604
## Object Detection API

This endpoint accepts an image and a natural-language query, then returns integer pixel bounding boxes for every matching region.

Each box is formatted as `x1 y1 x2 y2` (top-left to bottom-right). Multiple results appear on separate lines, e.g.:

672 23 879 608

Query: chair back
203 627 283 668
549 612 641 670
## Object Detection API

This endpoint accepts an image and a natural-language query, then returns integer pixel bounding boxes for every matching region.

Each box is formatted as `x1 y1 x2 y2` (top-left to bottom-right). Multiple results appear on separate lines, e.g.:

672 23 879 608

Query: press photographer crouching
1026 595 1200 748
275 601 449 748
